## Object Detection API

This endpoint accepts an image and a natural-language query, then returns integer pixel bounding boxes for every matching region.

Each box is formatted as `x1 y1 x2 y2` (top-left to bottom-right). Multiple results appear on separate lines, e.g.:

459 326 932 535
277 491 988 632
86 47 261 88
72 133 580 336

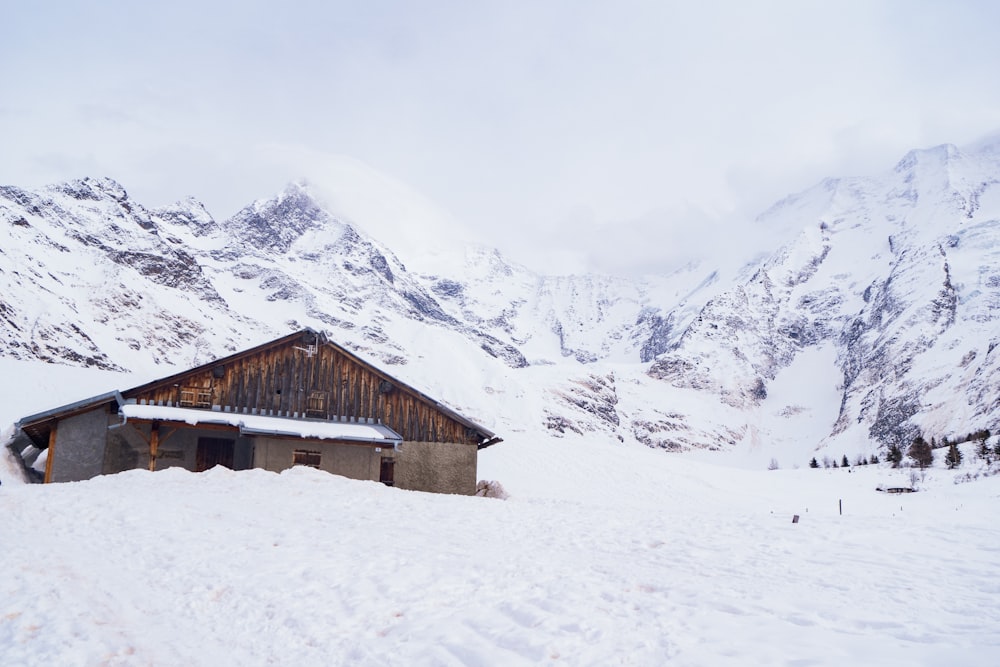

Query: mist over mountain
3 139 1000 466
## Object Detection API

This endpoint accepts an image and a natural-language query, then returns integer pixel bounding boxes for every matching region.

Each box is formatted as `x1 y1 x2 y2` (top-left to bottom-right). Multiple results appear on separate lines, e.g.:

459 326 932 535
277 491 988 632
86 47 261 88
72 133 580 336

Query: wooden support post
149 422 160 472
44 425 57 484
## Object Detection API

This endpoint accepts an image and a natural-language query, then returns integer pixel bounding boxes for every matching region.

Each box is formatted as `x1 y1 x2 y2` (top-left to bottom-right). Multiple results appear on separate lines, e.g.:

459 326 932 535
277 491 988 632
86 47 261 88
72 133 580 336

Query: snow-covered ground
3 402 999 665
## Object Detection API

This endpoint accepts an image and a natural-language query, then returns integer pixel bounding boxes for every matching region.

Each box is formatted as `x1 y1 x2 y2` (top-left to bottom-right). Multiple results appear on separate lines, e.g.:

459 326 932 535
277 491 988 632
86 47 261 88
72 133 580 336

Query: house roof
14 328 501 449
16 390 124 448
122 328 498 443
119 403 403 446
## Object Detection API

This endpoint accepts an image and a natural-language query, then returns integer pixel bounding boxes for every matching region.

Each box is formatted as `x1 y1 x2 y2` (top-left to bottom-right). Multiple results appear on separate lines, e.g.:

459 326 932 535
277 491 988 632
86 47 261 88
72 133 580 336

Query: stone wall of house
253 437 379 481
49 408 111 483
47 414 477 495
394 441 477 495
104 422 144 474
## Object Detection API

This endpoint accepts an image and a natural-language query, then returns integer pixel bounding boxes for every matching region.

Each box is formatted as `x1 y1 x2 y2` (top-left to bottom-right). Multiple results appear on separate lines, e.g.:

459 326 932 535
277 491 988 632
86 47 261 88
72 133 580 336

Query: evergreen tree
908 436 934 470
870 453 880 465
977 437 992 464
841 454 850 468
809 457 819 469
886 445 902 467
945 442 963 469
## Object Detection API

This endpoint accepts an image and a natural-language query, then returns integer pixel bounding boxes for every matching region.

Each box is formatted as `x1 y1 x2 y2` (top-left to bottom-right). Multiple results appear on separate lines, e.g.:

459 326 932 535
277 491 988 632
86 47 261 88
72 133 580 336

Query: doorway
379 457 395 486
196 437 235 472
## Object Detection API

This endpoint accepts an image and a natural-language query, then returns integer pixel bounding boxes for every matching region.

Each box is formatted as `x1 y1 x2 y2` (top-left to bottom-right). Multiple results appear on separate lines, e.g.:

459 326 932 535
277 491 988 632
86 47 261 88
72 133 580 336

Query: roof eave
16 390 124 429
477 436 504 450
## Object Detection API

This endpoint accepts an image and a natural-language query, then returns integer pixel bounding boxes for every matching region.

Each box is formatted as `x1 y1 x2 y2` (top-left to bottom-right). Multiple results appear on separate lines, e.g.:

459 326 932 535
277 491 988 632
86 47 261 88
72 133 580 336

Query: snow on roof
119 403 402 444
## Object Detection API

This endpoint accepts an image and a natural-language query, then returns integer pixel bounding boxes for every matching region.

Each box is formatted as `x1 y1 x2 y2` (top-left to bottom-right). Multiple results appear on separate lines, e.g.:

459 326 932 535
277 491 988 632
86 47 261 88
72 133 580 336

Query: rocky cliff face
3 140 1000 462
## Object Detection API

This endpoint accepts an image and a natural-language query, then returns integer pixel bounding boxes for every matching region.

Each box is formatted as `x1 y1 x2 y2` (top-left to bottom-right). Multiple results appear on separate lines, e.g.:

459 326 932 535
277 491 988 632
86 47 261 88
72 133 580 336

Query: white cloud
2 1 999 276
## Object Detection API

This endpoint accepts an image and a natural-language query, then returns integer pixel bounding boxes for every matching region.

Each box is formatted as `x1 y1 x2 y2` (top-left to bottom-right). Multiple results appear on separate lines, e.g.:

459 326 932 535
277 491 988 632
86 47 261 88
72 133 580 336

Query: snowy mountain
643 141 1000 460
3 139 1000 466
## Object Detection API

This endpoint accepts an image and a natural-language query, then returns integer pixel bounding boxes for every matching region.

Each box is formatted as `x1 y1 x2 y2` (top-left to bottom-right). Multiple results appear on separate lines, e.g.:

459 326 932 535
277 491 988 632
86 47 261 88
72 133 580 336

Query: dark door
196 437 235 471
379 457 395 486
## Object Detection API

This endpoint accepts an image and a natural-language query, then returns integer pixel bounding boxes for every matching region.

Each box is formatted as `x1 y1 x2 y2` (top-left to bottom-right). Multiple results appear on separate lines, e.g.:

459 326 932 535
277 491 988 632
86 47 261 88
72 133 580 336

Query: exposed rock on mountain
546 372 620 436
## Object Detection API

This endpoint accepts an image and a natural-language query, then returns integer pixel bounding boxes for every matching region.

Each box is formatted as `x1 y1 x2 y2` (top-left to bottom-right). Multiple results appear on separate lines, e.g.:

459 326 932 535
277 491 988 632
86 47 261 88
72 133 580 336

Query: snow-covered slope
3 139 1000 465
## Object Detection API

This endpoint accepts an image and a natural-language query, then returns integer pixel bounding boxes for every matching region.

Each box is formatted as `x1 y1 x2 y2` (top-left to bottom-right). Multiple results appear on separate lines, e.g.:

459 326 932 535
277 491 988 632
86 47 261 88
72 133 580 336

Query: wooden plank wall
126 342 476 445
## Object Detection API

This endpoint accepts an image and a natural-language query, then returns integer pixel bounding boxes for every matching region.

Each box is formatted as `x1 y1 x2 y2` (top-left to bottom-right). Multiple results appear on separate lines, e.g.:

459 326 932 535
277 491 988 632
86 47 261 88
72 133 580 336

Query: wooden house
10 329 501 495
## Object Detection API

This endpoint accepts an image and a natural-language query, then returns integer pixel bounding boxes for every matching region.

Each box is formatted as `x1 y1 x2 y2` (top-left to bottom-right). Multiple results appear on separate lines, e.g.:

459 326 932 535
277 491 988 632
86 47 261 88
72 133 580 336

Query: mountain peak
47 176 129 203
893 143 962 174
225 182 344 253
279 179 313 200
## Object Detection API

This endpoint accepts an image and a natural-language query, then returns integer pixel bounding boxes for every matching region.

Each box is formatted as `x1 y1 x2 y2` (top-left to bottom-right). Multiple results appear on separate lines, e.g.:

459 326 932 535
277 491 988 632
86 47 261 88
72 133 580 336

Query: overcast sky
3 1 1000 275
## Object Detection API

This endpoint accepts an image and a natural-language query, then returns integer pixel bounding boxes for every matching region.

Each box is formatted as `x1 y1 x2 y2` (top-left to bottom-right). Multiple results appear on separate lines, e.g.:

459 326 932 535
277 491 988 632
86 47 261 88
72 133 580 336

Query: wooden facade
122 329 497 447
11 329 500 494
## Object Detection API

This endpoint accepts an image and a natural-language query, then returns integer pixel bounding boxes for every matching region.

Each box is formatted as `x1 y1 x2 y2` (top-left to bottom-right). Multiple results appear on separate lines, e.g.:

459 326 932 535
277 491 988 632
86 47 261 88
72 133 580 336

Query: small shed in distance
10 329 501 495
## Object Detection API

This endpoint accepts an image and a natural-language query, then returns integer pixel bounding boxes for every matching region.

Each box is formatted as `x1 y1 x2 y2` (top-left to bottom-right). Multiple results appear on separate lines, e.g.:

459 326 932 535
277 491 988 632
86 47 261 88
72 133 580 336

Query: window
293 449 322 468
306 391 328 418
179 387 212 408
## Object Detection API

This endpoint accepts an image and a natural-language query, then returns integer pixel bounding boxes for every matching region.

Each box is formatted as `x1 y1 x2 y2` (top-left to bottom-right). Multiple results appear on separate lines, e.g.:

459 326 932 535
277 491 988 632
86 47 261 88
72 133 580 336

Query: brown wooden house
10 329 501 494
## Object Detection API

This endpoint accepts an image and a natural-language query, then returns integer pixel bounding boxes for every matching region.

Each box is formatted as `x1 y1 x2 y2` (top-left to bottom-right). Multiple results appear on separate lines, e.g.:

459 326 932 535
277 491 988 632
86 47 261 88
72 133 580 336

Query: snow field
2 441 998 666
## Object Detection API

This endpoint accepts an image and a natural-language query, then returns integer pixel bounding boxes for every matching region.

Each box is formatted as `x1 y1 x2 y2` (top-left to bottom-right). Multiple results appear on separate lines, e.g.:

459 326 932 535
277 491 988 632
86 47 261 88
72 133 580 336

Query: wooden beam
158 427 178 447
127 423 151 446
43 425 57 484
127 419 237 435
148 421 160 472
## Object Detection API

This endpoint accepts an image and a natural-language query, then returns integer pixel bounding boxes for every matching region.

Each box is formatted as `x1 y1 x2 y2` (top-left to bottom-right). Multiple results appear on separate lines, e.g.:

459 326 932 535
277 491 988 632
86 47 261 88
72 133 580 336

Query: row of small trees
807 430 998 471
808 454 878 469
